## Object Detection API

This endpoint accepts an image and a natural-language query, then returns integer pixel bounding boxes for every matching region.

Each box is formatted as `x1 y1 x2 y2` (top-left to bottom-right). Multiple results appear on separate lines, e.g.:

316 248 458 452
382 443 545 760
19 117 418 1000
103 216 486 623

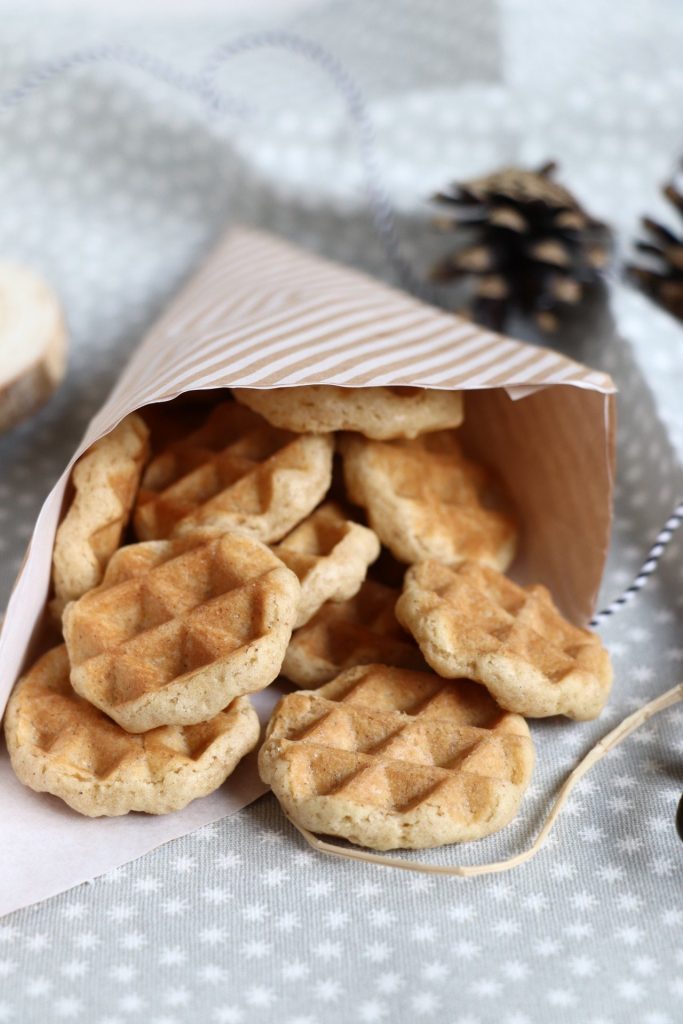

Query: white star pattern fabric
1 1 683 1021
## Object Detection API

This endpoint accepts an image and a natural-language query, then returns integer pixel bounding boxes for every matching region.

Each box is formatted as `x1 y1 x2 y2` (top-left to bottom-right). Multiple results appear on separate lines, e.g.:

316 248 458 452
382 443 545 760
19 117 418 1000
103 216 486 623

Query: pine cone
430 162 611 333
628 173 683 321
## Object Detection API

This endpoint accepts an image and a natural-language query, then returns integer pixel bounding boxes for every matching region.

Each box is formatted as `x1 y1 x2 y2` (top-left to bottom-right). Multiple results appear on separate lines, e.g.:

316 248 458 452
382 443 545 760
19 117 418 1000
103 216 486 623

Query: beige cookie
396 561 612 720
52 413 150 613
273 503 380 628
63 533 300 733
134 401 333 544
260 663 535 850
4 646 260 817
341 431 517 570
233 385 464 440
281 579 425 688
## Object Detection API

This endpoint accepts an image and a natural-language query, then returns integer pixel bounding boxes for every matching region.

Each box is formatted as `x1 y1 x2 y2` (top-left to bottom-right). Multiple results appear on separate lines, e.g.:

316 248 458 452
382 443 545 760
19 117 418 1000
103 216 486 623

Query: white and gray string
0 33 432 302
1 31 681 632
590 500 683 627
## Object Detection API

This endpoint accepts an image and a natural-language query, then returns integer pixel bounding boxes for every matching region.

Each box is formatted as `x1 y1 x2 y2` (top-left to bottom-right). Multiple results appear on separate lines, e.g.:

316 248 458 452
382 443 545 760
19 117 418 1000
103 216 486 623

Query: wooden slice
0 264 68 434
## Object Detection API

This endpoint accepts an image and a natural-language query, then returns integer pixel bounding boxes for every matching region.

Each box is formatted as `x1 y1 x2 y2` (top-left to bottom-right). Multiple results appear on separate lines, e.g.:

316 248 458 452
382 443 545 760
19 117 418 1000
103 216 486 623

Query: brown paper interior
460 386 616 624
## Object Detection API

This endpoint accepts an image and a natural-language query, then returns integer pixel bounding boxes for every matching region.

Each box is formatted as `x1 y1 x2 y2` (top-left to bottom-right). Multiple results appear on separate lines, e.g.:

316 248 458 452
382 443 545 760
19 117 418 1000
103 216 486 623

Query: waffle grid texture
260 664 535 849
63 532 301 732
397 561 613 719
134 402 334 543
4 646 260 816
282 578 426 688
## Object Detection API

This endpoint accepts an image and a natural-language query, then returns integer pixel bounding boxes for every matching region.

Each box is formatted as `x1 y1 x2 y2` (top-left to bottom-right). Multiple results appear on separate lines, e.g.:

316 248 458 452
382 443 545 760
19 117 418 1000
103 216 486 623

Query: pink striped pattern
101 228 614 428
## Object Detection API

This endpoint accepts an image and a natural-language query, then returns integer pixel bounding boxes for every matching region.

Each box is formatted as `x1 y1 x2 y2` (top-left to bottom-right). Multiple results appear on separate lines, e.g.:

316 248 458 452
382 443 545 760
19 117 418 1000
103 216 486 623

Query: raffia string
285 682 683 876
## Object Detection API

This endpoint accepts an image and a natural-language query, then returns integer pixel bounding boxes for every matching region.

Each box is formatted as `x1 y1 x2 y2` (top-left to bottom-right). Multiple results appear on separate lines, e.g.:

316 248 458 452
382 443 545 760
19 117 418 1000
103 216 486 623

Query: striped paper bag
0 225 616 707
0 228 616 913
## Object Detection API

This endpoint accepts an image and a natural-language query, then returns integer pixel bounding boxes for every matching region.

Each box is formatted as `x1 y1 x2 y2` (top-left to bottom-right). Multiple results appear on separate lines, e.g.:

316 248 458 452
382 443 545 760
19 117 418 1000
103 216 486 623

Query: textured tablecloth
1 2 683 1021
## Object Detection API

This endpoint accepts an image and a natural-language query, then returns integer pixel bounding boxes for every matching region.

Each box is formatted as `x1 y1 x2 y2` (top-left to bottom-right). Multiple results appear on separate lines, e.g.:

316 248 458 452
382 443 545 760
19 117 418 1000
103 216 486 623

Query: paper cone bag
0 227 615 914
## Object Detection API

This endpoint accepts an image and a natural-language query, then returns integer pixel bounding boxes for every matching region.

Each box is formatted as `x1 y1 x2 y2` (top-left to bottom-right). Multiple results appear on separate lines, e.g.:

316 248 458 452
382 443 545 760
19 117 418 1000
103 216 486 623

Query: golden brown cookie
259 663 535 850
341 431 517 570
63 533 300 732
4 646 260 817
233 385 464 440
273 503 380 628
281 579 425 688
52 413 150 613
396 561 612 720
134 401 333 544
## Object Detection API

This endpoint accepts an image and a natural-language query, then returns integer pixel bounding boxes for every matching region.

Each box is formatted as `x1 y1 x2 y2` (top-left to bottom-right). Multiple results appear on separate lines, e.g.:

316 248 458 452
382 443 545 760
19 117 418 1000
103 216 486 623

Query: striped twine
590 500 683 627
1 33 681 629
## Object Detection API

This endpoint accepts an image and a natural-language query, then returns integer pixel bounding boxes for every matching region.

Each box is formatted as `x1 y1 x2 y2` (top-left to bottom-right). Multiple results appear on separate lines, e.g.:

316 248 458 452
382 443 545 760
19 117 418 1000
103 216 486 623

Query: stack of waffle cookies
4 386 612 850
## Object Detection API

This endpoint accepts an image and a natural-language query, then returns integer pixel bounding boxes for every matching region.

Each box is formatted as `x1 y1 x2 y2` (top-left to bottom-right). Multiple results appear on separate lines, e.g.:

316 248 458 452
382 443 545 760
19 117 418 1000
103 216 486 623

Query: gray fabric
1 2 683 1021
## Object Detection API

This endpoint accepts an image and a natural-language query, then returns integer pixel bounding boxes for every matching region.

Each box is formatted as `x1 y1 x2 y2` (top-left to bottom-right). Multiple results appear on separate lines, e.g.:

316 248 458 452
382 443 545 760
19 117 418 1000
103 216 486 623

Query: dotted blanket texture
1 2 683 1022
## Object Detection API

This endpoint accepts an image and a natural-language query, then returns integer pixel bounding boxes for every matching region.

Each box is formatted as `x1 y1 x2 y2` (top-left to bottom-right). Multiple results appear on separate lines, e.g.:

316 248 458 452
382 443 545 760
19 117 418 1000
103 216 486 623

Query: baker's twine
590 500 683 626
3 34 683 870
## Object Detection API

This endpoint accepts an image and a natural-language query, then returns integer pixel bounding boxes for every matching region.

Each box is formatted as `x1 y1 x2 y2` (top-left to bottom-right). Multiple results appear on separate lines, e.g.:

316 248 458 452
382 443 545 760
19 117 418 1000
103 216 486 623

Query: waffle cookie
233 385 464 440
52 413 150 613
396 561 613 720
4 646 260 817
259 663 535 850
281 579 425 688
134 401 333 543
273 503 380 628
63 533 300 732
341 431 517 570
